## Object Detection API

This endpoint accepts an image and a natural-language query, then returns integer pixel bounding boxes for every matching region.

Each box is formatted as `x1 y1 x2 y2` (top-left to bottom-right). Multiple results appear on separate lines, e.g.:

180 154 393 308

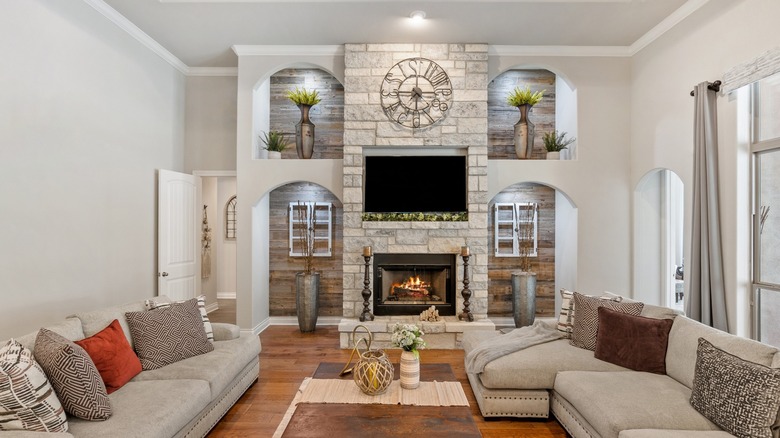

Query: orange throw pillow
75 319 142 394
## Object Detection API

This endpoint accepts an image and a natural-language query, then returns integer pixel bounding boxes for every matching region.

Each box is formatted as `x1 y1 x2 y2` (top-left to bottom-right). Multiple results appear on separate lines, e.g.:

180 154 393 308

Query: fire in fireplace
373 253 457 316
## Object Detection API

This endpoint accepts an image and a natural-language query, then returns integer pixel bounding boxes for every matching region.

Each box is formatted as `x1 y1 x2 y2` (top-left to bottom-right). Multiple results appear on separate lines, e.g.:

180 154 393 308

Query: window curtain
686 82 729 332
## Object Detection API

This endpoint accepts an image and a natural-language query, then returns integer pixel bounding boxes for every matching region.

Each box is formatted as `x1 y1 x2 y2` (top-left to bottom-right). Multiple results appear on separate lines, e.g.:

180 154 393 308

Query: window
225 195 237 240
289 202 332 257
493 202 538 257
752 72 780 347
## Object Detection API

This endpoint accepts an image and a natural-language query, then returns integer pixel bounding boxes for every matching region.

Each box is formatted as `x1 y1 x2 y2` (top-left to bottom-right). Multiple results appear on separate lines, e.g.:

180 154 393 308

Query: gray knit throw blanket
465 320 564 374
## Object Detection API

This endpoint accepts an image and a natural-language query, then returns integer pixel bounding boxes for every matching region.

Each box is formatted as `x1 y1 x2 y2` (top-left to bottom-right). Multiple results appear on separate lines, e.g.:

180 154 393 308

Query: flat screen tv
364 155 467 213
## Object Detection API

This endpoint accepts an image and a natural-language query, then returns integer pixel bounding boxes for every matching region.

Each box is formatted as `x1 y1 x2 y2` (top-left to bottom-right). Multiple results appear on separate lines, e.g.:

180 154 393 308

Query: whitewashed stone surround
342 43 490 320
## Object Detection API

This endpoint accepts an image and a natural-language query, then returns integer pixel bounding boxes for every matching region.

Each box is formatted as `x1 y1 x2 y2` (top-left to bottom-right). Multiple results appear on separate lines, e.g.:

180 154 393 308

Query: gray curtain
686 82 728 331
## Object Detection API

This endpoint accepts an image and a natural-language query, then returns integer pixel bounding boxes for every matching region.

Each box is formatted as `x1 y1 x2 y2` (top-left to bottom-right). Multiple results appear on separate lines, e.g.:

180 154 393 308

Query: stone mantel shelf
338 317 495 350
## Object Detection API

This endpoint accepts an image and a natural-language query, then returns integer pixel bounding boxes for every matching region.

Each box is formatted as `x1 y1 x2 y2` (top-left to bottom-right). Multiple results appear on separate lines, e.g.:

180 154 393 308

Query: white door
158 169 202 301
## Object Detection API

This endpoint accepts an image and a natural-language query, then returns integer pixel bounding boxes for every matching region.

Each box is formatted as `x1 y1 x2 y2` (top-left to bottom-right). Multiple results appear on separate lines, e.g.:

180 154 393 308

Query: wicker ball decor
353 350 394 395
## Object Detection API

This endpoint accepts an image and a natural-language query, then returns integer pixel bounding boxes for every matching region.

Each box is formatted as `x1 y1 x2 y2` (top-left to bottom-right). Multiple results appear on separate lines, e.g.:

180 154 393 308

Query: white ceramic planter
546 151 560 160
267 151 282 159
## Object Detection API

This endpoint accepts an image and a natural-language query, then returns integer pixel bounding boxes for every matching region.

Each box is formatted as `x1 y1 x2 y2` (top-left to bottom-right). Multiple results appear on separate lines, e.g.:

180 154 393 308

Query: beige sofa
2 297 261 438
463 305 780 438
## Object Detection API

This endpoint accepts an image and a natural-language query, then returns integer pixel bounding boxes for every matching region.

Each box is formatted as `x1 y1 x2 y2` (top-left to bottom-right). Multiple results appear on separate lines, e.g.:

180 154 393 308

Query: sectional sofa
2 297 260 438
463 299 780 438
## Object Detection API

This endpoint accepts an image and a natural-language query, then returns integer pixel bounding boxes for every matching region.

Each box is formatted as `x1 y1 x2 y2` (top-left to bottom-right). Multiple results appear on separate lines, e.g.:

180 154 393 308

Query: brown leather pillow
594 307 674 374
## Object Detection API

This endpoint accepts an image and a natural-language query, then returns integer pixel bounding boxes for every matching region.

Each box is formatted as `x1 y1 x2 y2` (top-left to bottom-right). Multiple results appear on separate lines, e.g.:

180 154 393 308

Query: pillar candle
363 246 372 257
461 246 470 257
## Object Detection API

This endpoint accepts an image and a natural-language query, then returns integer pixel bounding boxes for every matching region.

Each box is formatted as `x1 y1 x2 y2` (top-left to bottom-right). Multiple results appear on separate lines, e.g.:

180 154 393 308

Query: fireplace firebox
373 253 457 316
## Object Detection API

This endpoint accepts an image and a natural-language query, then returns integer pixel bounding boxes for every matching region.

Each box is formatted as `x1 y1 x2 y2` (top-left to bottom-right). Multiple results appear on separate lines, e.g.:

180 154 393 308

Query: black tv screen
364 156 467 213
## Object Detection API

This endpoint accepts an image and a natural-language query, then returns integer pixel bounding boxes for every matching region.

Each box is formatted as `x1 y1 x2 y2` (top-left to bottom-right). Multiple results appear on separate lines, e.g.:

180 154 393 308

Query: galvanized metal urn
511 271 536 328
296 272 320 332
295 104 315 159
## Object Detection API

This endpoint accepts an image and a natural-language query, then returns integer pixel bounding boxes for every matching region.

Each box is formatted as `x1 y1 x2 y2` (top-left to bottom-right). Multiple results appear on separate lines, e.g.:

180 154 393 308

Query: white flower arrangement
391 323 426 358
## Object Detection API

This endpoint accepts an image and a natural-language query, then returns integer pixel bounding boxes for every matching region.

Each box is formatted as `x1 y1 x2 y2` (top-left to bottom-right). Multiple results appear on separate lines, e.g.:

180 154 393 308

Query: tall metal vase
295 272 320 332
295 104 315 159
511 271 537 327
513 104 535 159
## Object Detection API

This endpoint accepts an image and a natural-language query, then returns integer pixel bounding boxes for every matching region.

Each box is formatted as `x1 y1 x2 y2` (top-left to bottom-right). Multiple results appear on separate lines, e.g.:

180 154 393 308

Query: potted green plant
286 87 321 159
391 323 426 389
506 86 545 160
542 130 576 160
259 130 288 159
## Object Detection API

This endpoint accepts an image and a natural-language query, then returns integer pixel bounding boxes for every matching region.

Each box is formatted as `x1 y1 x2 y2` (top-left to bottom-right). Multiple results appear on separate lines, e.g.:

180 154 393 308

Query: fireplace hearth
373 253 457 316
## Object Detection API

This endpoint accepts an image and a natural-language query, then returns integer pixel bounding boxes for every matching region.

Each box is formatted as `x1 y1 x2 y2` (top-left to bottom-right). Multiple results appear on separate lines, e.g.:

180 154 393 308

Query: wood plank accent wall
488 183 556 317
269 182 343 317
488 69 556 160
269 68 344 160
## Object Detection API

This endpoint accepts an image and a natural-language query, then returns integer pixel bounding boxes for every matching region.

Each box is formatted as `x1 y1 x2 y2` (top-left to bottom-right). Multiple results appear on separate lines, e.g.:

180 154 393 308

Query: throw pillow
126 298 214 370
33 329 112 421
556 289 623 338
690 338 780 438
594 307 673 374
0 339 68 432
74 319 142 394
570 292 644 351
145 295 214 342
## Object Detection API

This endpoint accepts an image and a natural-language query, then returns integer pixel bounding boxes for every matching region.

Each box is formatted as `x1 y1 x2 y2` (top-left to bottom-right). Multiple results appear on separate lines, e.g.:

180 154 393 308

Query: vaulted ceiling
101 0 698 67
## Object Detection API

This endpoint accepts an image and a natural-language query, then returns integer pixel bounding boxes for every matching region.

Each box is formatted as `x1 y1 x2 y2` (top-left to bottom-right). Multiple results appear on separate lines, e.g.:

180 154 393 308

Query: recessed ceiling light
409 10 426 22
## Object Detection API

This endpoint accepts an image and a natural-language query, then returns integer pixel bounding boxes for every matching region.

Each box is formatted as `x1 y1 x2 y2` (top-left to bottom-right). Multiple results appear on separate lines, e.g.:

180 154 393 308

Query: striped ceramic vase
400 350 420 389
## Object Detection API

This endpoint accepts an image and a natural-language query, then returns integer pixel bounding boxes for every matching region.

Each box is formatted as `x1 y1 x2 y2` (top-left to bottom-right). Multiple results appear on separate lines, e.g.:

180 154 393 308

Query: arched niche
252 65 344 160
634 168 684 309
487 182 578 320
487 67 577 160
257 181 344 320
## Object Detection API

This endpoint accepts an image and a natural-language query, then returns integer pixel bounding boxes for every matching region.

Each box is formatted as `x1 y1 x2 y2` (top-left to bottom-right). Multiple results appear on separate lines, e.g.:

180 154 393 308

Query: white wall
631 0 780 336
633 171 664 304
185 76 237 172
216 177 237 297
0 0 186 338
201 177 219 304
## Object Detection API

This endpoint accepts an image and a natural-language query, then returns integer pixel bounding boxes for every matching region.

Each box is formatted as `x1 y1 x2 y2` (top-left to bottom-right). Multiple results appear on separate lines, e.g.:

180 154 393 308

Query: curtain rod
690 80 722 96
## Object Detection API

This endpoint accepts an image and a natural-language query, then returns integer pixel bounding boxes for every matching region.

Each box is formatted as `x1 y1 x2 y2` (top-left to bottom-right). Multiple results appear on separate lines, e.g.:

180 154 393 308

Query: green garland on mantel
361 212 469 222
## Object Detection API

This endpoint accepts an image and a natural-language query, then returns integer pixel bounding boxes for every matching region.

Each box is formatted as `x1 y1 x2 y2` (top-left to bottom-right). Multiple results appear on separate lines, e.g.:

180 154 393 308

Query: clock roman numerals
380 57 452 129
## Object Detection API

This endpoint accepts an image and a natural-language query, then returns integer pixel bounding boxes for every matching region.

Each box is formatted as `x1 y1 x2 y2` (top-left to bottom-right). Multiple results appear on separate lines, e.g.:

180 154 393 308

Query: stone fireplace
338 43 495 348
373 253 457 316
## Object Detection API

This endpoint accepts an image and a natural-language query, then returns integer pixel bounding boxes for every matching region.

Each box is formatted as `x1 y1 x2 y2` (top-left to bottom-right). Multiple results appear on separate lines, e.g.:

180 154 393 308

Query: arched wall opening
488 66 578 160
634 168 685 310
488 181 578 321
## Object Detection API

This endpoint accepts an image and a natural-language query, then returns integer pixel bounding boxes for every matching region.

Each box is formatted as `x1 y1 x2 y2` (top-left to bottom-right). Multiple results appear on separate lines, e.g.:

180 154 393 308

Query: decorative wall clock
380 57 452 129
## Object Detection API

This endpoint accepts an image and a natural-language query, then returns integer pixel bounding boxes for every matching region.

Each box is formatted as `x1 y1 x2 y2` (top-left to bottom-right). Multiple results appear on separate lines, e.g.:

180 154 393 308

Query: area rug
273 363 478 438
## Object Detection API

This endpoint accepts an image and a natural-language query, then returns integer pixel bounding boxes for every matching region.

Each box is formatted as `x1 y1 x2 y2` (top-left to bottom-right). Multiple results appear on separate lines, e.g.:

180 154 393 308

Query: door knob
160 272 169 277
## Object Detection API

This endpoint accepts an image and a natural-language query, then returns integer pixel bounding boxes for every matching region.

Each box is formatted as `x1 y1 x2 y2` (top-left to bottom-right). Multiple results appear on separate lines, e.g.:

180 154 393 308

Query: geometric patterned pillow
145 295 214 342
690 338 780 438
569 292 644 351
33 329 112 421
0 339 68 432
126 298 214 371
557 289 622 339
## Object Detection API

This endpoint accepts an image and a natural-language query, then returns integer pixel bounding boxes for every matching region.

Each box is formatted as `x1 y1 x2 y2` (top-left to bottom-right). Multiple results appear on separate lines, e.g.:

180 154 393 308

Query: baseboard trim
205 302 219 314
241 320 266 337
217 292 236 299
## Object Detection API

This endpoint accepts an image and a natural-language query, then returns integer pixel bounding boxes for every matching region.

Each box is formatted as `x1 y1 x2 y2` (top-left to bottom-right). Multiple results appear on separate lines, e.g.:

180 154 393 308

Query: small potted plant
391 323 426 389
259 130 288 159
286 87 322 159
542 130 576 160
506 86 545 159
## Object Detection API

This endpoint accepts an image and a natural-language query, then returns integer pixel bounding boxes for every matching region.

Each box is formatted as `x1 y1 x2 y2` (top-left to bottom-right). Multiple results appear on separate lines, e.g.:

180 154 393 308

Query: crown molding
83 0 189 74
489 45 631 58
187 67 239 76
232 45 345 57
629 0 710 56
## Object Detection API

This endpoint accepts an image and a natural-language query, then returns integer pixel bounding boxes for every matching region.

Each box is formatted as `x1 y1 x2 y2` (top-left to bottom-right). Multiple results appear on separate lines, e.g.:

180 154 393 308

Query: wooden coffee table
280 362 481 438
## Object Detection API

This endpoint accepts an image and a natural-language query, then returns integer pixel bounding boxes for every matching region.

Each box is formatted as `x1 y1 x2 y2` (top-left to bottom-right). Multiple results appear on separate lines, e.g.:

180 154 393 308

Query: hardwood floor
208 325 568 437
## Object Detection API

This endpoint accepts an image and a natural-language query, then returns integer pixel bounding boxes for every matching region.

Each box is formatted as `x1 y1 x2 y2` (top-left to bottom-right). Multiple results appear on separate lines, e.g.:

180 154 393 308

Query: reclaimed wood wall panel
488 69 556 160
269 182 343 317
269 68 344 160
488 183 556 317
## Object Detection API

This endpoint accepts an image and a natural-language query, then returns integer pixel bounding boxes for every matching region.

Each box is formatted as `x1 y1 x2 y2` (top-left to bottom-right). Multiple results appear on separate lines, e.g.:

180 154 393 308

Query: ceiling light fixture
409 10 426 22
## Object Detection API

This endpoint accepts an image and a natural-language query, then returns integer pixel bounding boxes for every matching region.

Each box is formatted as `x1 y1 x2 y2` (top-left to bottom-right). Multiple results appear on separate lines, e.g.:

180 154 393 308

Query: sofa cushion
471 338 628 390
74 320 142 394
619 430 735 438
594 307 673 374
0 339 68 433
145 295 214 342
125 298 214 371
33 329 112 421
10 318 85 355
553 371 721 438
65 379 211 438
74 301 146 349
570 292 644 351
690 338 780 438
666 315 779 389
130 333 260 398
